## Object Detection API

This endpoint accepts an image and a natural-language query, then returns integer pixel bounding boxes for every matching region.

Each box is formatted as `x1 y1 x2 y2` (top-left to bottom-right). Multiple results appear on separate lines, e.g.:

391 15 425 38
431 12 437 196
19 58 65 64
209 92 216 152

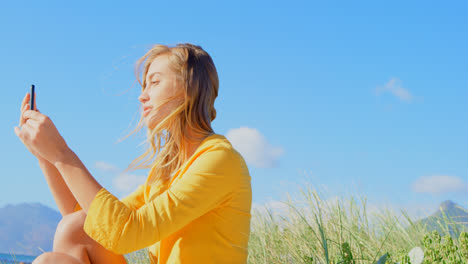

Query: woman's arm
80 146 246 254
14 93 103 215
53 147 103 215
38 157 79 217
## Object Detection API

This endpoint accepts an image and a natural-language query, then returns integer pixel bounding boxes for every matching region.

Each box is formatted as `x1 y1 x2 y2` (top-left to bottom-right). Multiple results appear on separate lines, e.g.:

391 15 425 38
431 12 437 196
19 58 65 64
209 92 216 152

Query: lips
143 107 152 116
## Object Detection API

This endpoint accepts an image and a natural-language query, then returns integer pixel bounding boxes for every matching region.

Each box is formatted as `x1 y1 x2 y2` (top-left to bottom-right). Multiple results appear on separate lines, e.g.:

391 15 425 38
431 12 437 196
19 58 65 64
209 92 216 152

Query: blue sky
1 1 467 222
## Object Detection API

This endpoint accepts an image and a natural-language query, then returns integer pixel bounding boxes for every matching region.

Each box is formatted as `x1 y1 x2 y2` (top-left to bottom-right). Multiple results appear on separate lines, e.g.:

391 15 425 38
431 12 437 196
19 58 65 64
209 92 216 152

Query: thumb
33 92 41 113
14 126 20 137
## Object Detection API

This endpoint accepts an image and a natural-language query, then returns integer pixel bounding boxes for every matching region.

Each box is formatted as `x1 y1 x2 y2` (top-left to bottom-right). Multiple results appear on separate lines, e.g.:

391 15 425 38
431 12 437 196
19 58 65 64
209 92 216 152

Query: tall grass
5 182 467 264
247 182 468 263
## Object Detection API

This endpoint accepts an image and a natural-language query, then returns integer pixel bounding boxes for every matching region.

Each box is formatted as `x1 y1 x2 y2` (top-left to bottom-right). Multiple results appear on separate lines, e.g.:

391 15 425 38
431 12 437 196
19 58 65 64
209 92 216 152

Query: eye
151 81 160 85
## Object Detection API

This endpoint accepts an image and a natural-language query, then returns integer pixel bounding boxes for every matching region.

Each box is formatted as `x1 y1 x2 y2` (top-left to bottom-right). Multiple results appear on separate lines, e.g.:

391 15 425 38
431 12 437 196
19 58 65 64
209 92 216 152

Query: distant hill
0 202 61 256
416 200 468 238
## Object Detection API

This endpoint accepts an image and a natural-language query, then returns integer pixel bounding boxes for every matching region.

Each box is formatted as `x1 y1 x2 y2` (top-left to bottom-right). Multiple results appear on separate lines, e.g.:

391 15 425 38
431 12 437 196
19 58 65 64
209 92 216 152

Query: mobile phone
30 84 35 110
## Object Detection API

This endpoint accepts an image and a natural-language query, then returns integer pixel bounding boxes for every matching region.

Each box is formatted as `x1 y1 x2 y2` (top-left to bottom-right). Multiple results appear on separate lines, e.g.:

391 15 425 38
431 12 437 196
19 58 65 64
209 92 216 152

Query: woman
14 43 252 264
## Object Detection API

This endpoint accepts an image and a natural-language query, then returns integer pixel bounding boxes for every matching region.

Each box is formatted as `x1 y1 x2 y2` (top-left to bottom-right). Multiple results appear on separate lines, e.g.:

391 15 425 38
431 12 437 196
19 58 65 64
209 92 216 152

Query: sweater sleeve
73 184 146 212
82 146 241 254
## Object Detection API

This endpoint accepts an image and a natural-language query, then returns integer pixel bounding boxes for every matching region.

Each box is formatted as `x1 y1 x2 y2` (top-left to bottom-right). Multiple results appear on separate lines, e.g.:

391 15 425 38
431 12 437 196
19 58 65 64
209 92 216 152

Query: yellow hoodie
74 134 252 263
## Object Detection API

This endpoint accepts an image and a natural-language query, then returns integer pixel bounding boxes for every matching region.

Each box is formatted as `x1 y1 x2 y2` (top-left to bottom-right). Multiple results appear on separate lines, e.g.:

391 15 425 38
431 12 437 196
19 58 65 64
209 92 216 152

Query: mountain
0 202 61 256
416 200 468 238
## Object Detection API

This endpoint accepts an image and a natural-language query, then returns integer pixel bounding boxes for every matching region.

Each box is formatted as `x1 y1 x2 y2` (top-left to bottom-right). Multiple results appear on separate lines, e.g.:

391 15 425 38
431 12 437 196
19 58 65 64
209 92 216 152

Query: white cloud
412 175 468 195
376 78 413 102
226 127 284 168
94 161 120 173
252 200 291 219
94 161 146 195
112 172 147 194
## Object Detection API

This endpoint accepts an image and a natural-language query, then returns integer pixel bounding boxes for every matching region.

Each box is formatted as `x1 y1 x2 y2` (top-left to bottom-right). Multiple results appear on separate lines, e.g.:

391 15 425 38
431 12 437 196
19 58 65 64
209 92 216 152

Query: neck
182 131 214 162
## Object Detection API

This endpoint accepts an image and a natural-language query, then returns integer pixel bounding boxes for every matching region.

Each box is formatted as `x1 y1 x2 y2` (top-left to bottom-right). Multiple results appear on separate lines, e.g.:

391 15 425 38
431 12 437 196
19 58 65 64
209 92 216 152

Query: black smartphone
30 84 35 110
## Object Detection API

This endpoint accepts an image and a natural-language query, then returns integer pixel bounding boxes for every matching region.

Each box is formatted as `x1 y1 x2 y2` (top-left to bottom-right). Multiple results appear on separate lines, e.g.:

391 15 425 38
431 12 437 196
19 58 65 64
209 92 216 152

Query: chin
145 120 158 130
146 122 154 130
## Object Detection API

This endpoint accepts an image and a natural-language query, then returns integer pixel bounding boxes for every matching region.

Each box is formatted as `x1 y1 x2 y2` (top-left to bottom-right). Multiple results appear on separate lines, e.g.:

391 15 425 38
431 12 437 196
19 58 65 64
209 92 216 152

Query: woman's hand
14 92 69 164
15 92 44 161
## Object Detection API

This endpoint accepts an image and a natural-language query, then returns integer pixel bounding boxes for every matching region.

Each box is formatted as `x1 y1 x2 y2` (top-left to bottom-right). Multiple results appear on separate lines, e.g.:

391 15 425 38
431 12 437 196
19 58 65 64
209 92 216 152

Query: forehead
146 55 171 80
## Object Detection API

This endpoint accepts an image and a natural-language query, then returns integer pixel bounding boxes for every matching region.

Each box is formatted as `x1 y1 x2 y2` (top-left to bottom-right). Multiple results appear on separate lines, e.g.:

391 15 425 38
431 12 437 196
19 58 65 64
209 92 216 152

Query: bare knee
33 251 86 264
53 211 126 264
54 210 88 250
32 252 53 264
32 252 52 264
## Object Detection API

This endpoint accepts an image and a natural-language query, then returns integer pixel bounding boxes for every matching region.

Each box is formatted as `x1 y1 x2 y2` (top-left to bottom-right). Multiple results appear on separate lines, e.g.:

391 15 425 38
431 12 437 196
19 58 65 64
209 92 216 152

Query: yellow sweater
73 134 252 263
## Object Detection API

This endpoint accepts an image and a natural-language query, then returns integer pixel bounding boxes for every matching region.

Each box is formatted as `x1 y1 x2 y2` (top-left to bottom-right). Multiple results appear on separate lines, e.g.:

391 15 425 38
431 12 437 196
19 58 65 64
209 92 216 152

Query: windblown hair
121 43 219 192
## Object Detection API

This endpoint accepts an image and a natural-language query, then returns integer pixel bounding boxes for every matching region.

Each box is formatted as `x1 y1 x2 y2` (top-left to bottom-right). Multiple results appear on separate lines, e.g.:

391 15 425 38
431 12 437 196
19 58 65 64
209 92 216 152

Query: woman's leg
33 210 127 264
32 251 88 264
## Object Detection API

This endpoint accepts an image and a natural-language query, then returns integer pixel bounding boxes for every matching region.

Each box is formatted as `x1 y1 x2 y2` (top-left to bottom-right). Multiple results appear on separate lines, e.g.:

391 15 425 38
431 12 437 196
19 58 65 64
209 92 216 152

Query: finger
25 118 40 128
14 126 22 139
20 103 41 118
19 94 29 126
34 91 37 111
22 122 35 140
19 103 29 127
20 103 32 125
23 109 45 122
14 125 26 141
15 122 34 141
20 93 29 112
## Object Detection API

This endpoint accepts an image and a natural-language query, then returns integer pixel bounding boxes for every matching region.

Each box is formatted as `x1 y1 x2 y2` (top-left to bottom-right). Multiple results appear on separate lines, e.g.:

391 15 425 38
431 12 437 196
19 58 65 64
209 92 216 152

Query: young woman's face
138 54 184 129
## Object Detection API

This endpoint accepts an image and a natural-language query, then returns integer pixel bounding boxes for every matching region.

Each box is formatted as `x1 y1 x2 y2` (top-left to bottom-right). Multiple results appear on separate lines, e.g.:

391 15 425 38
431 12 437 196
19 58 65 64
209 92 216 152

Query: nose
138 90 148 104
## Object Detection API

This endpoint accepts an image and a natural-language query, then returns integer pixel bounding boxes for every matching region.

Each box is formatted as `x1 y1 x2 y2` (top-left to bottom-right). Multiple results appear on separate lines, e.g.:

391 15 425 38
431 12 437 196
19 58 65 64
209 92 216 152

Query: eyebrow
146 72 163 83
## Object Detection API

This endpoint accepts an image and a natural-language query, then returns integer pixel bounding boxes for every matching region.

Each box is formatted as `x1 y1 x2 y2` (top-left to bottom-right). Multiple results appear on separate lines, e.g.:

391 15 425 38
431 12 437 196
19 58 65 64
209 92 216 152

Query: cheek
149 92 176 109
147 88 159 99
148 92 163 108
148 86 169 101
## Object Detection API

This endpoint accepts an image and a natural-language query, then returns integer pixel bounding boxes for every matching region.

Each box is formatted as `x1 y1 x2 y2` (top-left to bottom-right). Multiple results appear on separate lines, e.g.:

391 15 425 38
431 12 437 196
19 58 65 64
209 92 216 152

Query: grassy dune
4 183 468 264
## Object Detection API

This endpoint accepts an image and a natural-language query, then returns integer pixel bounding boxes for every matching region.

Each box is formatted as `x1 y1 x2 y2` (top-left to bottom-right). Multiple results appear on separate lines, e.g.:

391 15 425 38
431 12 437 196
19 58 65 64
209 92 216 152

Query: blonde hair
121 43 219 192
